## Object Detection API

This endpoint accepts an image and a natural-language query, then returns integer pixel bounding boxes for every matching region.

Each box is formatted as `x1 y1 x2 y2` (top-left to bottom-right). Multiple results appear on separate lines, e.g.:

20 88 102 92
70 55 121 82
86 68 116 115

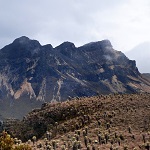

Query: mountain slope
0 36 150 119
142 73 150 82
3 93 150 149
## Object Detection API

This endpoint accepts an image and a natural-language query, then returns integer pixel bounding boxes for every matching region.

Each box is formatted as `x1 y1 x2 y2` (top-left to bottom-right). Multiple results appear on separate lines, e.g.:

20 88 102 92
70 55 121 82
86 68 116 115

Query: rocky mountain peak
55 41 76 50
42 44 53 49
12 36 41 49
13 36 30 44
79 40 112 53
55 41 76 57
82 39 112 47
100 39 112 47
0 36 150 119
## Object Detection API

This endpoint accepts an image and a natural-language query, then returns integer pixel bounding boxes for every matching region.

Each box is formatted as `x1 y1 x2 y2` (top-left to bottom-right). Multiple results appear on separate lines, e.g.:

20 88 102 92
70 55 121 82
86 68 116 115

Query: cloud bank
0 0 150 53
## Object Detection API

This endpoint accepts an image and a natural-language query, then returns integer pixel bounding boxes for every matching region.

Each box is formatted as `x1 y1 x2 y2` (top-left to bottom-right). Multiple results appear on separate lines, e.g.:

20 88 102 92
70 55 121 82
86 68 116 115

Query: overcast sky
0 0 150 52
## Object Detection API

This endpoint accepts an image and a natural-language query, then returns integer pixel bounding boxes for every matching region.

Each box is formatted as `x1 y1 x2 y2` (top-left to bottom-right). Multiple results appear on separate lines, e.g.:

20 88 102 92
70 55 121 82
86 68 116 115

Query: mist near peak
126 42 150 73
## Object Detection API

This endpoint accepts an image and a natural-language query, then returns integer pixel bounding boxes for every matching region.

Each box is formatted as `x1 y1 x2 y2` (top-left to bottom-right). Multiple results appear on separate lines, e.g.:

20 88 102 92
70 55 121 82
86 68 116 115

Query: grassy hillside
3 93 150 149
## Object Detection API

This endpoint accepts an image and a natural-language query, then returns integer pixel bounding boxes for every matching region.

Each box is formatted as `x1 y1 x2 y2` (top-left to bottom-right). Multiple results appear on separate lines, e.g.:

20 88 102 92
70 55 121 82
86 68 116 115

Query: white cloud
0 0 150 54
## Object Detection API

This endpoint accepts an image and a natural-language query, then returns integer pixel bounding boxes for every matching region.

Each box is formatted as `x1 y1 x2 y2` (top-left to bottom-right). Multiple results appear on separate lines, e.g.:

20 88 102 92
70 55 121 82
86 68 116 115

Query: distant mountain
125 42 150 73
142 73 150 82
0 36 150 119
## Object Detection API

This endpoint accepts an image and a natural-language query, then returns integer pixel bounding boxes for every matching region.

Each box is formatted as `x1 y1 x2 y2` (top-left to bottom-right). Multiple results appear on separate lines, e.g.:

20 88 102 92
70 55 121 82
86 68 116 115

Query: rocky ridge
0 36 150 119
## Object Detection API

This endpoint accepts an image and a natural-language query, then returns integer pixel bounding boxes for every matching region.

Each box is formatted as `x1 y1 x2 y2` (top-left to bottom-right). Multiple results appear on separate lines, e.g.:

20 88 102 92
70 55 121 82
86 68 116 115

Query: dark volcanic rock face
0 36 150 119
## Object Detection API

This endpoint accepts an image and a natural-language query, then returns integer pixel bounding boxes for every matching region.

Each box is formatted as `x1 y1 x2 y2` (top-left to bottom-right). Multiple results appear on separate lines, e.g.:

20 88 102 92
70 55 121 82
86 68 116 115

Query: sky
0 0 150 53
125 42 150 73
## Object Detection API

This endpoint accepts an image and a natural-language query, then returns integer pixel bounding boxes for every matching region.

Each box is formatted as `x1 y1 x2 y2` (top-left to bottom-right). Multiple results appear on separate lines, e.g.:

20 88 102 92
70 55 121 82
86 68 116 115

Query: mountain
142 73 150 82
125 42 150 73
0 36 150 119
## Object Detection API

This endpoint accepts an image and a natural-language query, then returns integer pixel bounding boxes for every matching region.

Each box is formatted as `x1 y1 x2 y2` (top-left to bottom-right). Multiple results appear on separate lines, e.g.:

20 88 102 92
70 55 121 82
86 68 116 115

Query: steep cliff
0 36 149 119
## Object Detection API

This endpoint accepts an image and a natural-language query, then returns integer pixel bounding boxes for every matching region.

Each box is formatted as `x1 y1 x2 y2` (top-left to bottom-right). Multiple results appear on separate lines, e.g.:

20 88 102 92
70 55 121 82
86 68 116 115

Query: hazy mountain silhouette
126 42 150 73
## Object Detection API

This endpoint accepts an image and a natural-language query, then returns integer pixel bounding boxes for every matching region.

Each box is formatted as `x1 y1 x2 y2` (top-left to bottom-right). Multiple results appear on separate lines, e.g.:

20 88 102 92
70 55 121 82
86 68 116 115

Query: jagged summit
100 39 112 47
55 41 76 49
0 36 150 119
12 36 41 48
13 36 30 43
42 44 53 49
81 39 112 48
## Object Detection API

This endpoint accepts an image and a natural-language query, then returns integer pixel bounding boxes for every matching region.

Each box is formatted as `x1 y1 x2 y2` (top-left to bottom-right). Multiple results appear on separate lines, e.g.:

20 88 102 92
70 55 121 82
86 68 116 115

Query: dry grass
3 93 150 149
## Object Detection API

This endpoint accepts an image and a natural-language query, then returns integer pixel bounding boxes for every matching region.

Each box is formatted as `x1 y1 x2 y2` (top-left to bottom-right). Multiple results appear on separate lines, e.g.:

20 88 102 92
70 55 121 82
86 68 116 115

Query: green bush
0 131 14 150
0 131 32 150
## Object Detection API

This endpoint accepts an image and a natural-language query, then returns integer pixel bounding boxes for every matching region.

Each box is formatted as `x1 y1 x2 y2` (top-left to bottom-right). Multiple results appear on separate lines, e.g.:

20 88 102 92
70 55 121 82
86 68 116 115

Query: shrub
0 131 32 150
0 131 14 150
14 144 32 150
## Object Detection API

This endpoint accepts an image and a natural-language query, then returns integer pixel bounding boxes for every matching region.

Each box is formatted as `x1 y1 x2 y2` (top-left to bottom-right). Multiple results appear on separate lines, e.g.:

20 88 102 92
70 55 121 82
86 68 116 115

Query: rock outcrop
0 36 150 119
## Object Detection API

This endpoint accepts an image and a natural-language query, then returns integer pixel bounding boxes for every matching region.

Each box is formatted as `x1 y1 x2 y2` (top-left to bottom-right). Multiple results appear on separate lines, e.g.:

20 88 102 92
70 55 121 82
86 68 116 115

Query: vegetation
0 131 31 150
1 93 150 149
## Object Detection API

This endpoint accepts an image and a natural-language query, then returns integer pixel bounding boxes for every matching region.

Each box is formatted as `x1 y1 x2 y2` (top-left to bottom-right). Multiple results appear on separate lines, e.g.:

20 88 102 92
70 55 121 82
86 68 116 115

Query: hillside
0 36 150 119
3 93 150 149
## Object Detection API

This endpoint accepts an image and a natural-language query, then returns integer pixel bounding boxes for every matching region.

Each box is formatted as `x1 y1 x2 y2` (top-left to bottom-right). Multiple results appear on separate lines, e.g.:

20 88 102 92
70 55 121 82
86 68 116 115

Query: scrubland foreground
1 93 150 149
